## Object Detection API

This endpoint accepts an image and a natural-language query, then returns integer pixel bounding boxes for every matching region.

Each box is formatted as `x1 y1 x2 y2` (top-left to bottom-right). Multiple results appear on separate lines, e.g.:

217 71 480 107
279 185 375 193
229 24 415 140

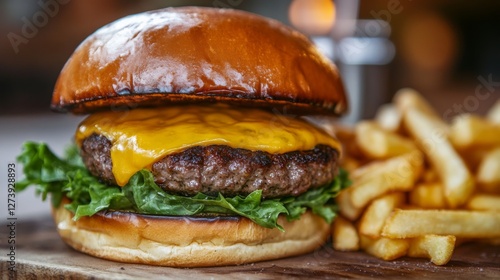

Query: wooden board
1 216 499 279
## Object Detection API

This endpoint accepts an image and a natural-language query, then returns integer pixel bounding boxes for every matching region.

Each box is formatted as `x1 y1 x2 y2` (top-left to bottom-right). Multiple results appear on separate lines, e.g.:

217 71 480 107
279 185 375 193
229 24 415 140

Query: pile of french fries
331 88 500 265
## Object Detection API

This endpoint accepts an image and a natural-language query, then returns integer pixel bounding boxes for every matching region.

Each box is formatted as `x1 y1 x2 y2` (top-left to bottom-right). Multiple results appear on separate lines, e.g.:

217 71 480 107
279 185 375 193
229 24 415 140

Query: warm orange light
289 0 336 35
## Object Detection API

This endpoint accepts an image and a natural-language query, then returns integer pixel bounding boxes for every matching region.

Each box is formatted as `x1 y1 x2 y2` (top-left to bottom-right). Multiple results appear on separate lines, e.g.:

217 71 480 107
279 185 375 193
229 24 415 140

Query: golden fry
375 104 402 132
336 189 364 221
403 108 474 208
476 147 500 192
409 182 447 209
349 151 423 209
408 235 456 266
382 209 500 238
487 100 500 124
465 193 500 211
450 114 500 149
338 152 422 221
355 121 417 159
394 88 448 132
360 235 409 261
332 216 360 251
359 192 406 238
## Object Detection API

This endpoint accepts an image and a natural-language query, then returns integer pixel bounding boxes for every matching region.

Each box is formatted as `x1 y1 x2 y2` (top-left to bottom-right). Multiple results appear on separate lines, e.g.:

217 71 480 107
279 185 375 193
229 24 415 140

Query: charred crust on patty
80 133 114 185
80 133 339 198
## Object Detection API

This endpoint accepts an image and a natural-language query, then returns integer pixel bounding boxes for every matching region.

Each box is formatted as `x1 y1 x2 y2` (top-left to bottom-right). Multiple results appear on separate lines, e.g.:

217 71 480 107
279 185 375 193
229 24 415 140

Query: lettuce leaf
17 142 350 231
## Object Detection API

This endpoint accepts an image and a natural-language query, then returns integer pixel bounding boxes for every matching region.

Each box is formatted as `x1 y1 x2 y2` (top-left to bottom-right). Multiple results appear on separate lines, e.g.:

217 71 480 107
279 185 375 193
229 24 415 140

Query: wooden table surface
1 216 499 279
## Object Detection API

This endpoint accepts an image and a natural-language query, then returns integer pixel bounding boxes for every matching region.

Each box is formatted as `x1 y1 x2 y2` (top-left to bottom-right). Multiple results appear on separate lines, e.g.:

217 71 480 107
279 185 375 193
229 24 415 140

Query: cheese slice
76 104 340 186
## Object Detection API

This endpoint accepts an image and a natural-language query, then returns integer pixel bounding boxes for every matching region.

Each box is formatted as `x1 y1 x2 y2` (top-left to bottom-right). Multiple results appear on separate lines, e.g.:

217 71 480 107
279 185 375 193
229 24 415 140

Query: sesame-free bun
53 200 330 267
51 7 347 115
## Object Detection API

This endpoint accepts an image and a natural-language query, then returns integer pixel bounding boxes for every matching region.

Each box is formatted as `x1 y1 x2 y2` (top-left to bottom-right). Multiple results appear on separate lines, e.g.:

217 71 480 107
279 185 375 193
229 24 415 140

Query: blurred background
1 0 499 218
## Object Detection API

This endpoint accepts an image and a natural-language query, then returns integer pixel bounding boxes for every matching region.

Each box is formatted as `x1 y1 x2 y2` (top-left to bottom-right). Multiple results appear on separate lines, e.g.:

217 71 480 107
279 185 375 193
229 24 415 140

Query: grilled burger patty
81 133 339 198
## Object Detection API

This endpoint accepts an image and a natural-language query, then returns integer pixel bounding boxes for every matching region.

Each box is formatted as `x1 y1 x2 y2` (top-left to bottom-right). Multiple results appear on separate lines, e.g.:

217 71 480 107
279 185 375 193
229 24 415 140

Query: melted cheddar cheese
76 104 340 186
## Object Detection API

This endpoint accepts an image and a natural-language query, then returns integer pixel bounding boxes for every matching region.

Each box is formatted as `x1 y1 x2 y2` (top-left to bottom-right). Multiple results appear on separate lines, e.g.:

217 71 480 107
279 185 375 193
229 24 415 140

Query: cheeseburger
17 7 349 266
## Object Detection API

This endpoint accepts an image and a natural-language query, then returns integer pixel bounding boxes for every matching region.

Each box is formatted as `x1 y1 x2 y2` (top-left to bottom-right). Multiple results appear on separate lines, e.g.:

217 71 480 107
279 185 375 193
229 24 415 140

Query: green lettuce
17 142 350 231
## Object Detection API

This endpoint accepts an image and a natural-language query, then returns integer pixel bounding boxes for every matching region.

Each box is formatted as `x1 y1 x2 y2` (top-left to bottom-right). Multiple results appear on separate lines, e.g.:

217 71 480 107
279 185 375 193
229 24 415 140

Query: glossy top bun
52 7 347 115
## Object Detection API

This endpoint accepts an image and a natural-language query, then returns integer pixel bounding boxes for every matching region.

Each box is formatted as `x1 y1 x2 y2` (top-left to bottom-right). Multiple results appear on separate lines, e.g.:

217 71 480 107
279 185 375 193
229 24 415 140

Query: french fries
360 235 409 261
382 209 500 238
333 88 500 266
332 216 359 251
476 147 500 192
336 189 364 221
408 235 456 265
466 193 500 211
394 88 448 132
409 182 447 209
450 114 500 149
331 123 365 159
338 151 423 220
351 152 422 209
359 192 405 238
403 108 474 208
487 100 500 124
374 104 402 132
355 121 417 159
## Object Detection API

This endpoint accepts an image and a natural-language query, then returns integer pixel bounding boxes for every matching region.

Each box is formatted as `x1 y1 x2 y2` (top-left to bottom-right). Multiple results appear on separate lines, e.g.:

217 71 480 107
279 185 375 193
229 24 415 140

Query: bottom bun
52 200 330 267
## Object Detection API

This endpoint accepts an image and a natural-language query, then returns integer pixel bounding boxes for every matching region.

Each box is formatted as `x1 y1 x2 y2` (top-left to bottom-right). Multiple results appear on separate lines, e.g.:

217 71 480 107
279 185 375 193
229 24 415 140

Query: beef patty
80 133 339 198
